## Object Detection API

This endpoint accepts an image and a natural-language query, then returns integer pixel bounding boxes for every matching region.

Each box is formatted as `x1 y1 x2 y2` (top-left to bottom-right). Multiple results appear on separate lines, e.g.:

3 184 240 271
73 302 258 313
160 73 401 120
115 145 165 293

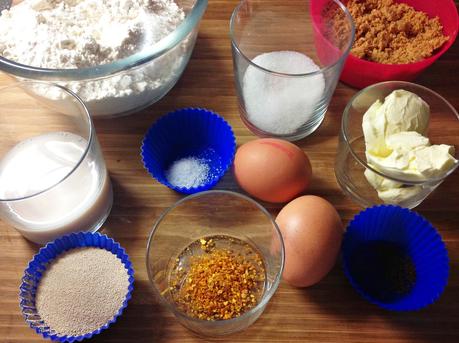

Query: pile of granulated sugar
242 51 325 135
0 0 185 68
166 157 210 188
35 247 130 337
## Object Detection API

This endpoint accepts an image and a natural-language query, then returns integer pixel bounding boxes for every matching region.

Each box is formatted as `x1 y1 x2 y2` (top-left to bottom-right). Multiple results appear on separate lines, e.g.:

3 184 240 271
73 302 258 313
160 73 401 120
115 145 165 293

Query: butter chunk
412 144 457 178
366 131 431 177
386 131 430 150
361 89 457 205
362 90 429 157
364 169 423 204
377 186 424 205
362 99 386 155
364 169 402 190
381 90 430 136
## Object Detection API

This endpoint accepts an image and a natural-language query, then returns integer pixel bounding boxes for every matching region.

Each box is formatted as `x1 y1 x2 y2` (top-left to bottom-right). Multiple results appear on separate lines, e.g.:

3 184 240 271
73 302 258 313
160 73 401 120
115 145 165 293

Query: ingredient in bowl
363 90 458 203
166 157 210 189
275 195 343 287
347 241 416 302
0 0 186 116
362 90 429 156
0 0 184 68
234 138 312 203
242 51 325 135
0 132 112 244
168 235 265 320
344 0 449 64
35 247 130 337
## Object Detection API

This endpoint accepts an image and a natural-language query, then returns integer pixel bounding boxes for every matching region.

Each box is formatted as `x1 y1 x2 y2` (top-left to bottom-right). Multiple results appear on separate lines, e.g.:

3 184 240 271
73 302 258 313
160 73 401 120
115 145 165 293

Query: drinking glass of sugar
0 81 113 244
230 0 355 141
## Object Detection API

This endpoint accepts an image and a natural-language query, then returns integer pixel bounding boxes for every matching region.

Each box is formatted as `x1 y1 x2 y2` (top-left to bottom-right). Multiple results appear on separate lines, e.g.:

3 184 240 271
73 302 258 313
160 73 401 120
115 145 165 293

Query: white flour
0 0 187 116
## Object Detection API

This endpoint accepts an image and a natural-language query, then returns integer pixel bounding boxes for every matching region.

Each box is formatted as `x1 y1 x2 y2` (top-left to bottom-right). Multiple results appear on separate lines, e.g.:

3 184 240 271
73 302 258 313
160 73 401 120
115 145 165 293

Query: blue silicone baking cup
141 108 236 194
19 232 135 342
342 205 449 311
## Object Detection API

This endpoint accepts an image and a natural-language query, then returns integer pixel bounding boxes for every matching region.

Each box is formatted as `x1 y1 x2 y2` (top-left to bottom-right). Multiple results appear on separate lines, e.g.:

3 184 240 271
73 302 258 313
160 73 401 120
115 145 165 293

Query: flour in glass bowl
0 0 189 117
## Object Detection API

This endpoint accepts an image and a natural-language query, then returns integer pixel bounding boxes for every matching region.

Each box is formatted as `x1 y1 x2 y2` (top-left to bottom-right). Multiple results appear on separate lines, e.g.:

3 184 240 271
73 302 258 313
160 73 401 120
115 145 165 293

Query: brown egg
275 195 343 287
233 138 312 203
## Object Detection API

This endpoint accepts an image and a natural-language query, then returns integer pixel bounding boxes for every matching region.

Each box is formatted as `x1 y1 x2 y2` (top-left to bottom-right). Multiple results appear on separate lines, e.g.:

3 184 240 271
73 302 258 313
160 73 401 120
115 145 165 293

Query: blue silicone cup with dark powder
19 232 135 342
342 205 449 311
141 108 236 194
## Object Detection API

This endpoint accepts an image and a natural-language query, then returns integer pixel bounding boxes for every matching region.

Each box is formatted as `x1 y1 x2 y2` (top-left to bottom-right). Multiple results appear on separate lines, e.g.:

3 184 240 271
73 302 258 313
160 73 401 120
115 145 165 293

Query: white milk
0 132 112 244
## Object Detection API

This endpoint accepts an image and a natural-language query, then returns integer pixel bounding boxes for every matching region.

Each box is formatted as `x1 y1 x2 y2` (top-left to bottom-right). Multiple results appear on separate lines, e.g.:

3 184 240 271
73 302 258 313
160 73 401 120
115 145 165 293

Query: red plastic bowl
340 0 459 89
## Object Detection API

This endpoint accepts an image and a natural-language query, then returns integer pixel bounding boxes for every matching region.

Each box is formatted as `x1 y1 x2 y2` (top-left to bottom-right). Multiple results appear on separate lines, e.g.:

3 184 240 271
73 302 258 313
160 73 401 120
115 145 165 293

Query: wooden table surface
1 1 459 342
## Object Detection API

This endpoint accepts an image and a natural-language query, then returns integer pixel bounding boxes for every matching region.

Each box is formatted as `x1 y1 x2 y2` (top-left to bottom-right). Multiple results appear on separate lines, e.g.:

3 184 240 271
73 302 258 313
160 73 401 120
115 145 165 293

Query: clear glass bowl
230 0 354 141
0 0 207 118
146 190 284 336
335 81 459 209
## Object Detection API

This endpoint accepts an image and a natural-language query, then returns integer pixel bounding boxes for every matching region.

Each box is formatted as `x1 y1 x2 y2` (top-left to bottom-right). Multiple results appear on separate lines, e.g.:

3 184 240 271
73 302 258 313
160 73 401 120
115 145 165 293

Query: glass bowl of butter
335 81 459 209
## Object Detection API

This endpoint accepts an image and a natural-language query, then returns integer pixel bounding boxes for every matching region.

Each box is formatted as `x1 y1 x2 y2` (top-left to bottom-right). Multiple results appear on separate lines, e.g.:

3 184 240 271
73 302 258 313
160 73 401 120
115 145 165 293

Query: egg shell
276 195 343 287
233 138 312 203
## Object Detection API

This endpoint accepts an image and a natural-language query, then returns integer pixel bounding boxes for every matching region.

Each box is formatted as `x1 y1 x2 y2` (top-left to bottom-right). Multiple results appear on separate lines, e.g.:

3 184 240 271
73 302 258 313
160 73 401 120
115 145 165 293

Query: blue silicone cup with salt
19 232 135 342
141 108 236 194
342 205 449 311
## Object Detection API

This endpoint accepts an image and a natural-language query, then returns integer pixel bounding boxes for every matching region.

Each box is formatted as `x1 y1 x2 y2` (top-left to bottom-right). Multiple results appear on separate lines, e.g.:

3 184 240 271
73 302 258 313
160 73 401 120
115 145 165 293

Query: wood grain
1 0 459 342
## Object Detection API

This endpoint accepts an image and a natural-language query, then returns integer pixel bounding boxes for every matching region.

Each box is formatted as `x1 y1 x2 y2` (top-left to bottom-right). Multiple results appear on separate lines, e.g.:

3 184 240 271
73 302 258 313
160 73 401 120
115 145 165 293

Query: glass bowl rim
0 80 94 202
0 0 208 81
341 80 459 185
229 0 355 78
145 189 285 327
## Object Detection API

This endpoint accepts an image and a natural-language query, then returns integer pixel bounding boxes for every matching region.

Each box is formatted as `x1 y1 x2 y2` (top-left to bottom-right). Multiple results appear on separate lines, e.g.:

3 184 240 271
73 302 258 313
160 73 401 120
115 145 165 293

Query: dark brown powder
348 241 416 302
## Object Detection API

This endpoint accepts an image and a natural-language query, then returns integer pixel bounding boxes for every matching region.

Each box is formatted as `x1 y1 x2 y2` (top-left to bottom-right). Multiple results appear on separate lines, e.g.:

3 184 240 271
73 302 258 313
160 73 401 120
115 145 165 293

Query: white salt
166 157 210 188
242 51 325 135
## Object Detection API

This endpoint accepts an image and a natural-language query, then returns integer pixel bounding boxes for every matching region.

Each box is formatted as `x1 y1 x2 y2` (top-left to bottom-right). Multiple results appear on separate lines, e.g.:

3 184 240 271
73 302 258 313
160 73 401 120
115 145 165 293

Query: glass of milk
230 0 355 141
0 81 113 244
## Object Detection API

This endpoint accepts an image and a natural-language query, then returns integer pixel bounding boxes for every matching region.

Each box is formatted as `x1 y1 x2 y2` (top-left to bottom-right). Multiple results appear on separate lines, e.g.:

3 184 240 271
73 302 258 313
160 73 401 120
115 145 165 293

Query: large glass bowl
0 0 207 117
335 81 459 209
146 190 284 336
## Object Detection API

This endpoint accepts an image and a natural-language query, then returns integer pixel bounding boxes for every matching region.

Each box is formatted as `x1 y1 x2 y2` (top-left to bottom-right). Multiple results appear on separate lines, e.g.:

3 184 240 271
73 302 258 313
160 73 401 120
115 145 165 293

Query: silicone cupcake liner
342 205 449 311
19 232 135 342
141 108 236 194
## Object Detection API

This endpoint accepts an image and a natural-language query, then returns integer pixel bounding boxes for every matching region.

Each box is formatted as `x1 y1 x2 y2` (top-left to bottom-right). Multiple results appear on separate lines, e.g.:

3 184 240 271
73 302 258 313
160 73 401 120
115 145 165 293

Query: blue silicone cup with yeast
141 108 236 194
342 205 449 311
19 232 135 342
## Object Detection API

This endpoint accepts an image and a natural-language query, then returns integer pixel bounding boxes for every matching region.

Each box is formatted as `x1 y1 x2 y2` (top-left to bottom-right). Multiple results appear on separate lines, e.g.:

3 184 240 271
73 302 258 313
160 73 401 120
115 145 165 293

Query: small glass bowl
335 81 459 209
146 190 284 336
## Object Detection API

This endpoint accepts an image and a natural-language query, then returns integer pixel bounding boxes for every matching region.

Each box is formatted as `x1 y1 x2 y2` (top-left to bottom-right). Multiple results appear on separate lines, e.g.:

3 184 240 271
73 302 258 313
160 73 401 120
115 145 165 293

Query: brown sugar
345 0 449 64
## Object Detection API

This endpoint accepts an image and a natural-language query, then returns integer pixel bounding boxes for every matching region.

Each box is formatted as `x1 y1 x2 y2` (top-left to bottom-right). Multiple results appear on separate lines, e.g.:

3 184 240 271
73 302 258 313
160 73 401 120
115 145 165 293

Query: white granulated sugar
242 51 325 135
0 0 186 116
166 157 210 189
